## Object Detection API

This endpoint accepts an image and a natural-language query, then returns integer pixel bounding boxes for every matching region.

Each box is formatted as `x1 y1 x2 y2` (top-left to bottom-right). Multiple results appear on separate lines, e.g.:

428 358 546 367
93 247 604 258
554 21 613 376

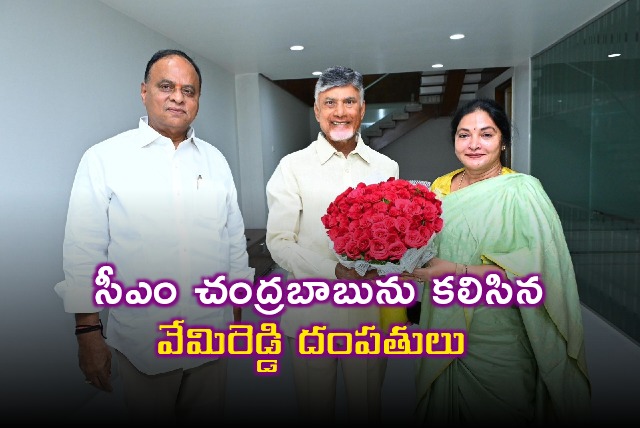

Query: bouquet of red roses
321 178 443 329
322 177 443 274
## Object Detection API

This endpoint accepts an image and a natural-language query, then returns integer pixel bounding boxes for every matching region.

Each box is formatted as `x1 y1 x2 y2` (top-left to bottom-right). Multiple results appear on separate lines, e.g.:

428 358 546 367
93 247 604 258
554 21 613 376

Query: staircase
362 68 502 150
364 102 438 150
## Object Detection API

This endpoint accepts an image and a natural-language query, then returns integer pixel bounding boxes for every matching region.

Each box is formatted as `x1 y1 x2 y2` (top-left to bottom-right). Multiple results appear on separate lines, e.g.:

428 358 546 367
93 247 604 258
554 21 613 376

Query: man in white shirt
265 66 399 423
55 49 254 423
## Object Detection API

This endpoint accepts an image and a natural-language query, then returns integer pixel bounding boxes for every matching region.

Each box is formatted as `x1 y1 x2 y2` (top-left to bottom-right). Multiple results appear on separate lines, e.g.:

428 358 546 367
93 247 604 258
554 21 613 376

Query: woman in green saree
403 99 591 426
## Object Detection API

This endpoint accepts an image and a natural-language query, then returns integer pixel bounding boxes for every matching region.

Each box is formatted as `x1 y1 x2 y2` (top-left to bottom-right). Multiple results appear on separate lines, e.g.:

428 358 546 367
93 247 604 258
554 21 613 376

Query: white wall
235 73 266 228
234 73 311 228
379 116 460 183
258 75 311 210
475 61 532 174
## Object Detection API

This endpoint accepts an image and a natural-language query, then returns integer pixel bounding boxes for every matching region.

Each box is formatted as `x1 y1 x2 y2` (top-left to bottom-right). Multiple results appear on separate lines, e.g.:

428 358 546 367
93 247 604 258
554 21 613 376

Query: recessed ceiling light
290 45 304 51
608 53 621 58
432 64 444 68
450 34 465 40
312 71 322 76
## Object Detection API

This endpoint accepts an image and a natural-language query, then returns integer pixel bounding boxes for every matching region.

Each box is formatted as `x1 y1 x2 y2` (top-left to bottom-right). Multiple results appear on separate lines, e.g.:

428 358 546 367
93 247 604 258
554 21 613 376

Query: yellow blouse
431 166 516 198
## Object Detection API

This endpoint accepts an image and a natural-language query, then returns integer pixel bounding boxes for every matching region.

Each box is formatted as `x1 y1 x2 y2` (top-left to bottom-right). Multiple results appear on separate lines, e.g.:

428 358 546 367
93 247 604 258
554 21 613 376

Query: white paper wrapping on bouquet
408 179 431 188
335 233 438 277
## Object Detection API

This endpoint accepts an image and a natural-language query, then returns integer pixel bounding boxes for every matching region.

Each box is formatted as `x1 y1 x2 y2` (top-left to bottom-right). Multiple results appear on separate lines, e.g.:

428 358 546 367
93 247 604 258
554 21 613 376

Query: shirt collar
137 116 197 149
315 132 371 165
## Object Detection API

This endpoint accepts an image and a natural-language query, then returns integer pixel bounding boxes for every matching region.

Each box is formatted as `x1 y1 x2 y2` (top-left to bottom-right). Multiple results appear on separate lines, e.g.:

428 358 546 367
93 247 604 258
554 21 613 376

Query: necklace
456 166 502 191
456 170 466 191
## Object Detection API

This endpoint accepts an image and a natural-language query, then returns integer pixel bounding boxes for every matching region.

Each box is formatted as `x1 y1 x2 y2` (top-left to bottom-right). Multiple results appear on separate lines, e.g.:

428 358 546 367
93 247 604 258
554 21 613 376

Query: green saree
416 172 591 425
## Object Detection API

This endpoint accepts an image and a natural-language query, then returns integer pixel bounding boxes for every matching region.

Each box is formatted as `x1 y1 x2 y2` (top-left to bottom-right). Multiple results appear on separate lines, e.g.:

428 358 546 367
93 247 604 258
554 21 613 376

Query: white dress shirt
56 117 254 374
265 133 399 337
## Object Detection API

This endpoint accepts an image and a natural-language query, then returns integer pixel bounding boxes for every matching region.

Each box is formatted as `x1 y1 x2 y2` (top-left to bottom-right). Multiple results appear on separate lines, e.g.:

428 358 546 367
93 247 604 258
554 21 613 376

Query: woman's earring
501 145 506 151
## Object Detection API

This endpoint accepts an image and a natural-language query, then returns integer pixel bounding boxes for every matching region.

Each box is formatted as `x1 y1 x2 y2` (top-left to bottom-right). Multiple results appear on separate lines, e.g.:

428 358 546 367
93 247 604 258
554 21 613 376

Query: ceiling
98 0 622 82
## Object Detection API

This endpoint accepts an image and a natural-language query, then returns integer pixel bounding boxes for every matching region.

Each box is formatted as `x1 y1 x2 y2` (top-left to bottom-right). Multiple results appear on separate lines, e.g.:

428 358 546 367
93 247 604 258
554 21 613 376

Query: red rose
368 238 390 260
404 229 428 248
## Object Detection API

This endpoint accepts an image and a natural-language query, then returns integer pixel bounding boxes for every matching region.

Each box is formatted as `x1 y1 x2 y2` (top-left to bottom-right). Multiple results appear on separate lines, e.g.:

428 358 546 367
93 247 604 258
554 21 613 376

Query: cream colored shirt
56 117 254 374
265 133 399 337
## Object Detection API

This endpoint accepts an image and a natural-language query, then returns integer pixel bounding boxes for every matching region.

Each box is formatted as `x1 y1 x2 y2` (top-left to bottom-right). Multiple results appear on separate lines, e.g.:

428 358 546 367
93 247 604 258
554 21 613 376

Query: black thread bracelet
75 319 106 339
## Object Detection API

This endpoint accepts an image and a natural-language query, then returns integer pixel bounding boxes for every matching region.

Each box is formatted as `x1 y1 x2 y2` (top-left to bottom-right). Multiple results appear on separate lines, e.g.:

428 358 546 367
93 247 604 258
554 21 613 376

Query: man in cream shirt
265 65 399 423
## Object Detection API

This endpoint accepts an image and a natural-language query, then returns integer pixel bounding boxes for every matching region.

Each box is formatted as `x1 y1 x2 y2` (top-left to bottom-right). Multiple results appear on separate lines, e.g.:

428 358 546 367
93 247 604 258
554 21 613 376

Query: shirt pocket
194 178 228 230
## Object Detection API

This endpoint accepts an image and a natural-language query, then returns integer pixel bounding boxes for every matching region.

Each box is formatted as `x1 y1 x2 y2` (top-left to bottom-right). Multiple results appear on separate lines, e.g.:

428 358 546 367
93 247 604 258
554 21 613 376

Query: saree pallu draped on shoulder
416 173 591 425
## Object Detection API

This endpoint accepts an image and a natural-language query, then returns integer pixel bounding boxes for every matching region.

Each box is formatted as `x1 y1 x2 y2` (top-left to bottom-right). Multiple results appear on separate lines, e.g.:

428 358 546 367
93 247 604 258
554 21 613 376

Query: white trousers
287 336 388 423
115 349 228 424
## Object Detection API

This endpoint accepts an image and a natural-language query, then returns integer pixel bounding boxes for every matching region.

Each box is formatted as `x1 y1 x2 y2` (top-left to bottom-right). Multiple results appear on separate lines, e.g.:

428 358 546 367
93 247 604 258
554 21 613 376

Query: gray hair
314 66 365 104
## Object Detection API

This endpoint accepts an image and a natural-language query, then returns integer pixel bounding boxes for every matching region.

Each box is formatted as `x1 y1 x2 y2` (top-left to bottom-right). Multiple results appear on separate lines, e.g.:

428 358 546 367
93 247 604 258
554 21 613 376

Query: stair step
420 85 444 95
392 111 410 120
421 74 446 85
379 120 396 129
363 127 382 137
420 94 441 104
405 103 423 113
462 83 479 92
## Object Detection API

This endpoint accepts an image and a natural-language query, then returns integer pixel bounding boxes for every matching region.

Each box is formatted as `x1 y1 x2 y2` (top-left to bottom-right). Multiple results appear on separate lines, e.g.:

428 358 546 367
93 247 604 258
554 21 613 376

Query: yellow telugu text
156 320 465 357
